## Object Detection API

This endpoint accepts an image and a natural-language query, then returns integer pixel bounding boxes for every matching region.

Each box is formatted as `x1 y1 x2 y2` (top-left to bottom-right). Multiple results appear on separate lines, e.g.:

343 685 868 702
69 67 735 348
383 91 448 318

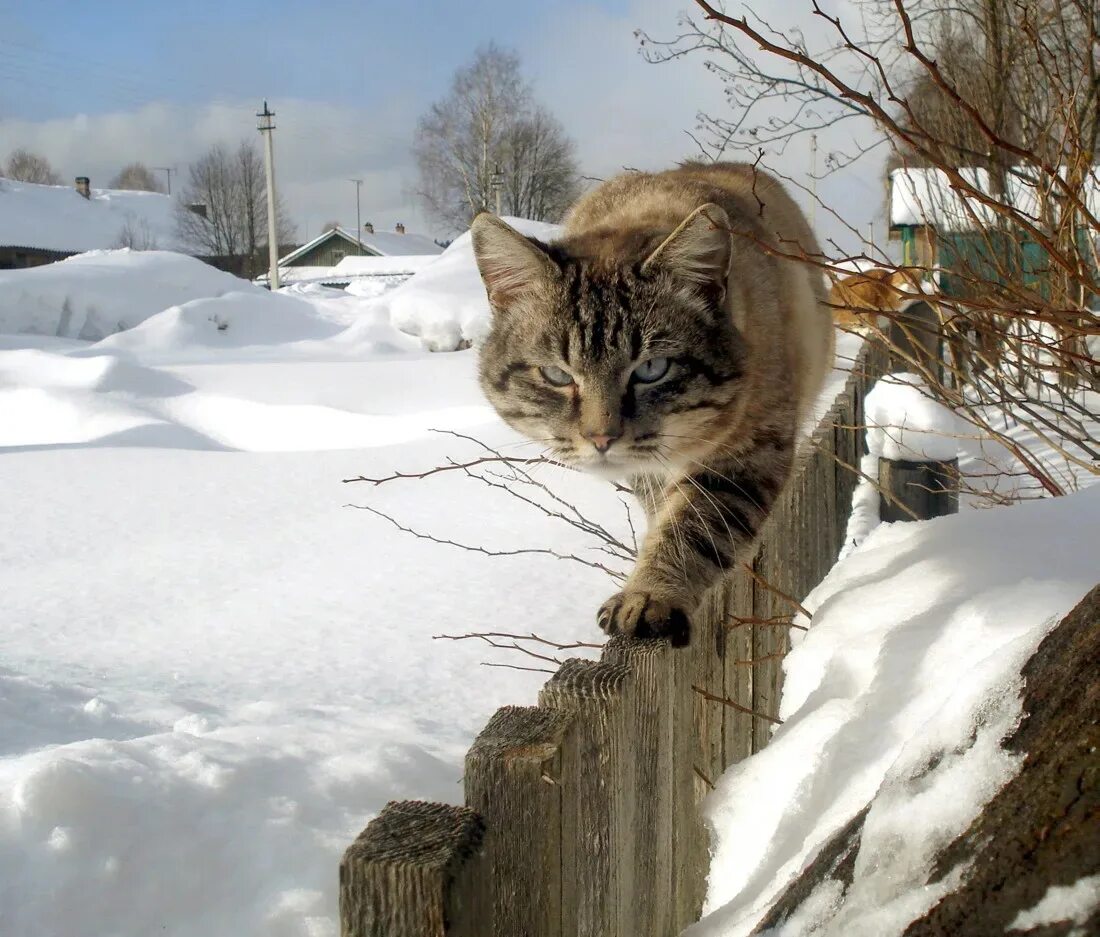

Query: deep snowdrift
0 251 267 341
0 295 625 936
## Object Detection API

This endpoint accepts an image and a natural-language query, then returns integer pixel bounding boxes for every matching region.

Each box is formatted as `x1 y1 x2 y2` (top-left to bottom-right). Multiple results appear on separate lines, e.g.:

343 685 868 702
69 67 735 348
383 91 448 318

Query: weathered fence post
339 800 485 937
463 705 575 937
539 658 633 937
889 299 942 381
878 457 959 521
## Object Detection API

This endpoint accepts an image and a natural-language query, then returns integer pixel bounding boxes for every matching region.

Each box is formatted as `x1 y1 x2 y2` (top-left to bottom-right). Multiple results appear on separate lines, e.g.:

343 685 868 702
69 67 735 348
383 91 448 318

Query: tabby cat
471 162 833 646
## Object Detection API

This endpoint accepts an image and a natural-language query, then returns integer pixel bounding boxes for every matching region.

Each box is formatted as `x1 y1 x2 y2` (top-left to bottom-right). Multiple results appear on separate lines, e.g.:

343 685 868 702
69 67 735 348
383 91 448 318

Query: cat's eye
632 357 671 384
539 365 575 387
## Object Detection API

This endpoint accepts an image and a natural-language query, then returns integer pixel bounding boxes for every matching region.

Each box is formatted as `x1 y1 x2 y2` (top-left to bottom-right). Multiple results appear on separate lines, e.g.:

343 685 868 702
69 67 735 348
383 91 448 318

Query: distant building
0 176 181 269
889 165 1099 300
277 224 442 269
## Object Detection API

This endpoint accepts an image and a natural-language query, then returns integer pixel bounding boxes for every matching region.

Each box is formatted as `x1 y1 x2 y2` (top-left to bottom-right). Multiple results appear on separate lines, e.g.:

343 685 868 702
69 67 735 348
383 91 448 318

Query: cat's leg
599 437 793 646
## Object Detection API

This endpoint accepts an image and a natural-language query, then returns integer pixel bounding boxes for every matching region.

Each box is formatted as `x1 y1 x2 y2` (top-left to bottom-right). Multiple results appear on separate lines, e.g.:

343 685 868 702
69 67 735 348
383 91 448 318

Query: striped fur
472 162 833 647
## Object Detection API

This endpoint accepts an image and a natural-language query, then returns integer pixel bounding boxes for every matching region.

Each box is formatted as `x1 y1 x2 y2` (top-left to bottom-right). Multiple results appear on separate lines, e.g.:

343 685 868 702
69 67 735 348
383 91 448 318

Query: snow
276 226 442 267
333 254 439 277
0 250 267 341
0 246 633 936
358 228 443 257
889 165 1100 231
367 217 561 351
693 482 1100 936
864 372 961 462
1008 875 1100 933
2 243 1095 937
0 178 181 253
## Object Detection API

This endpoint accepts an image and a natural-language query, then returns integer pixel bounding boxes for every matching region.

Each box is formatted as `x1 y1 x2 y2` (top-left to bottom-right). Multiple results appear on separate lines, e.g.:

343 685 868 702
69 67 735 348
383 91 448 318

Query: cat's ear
471 214 558 309
641 203 732 297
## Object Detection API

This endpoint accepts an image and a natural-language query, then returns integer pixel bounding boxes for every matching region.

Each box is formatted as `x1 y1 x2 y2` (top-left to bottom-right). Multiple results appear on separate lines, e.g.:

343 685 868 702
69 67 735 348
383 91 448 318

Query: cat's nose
585 432 620 454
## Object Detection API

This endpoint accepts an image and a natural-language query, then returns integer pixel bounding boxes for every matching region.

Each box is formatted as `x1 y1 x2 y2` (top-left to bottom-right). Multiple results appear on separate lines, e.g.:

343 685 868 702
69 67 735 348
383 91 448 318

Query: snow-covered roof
360 229 442 257
890 166 1100 231
254 254 438 288
0 178 182 253
332 255 438 276
277 226 442 266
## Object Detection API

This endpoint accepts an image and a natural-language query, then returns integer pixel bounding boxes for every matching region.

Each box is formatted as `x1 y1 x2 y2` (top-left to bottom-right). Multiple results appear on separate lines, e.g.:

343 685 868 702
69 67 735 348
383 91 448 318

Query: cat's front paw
597 589 692 647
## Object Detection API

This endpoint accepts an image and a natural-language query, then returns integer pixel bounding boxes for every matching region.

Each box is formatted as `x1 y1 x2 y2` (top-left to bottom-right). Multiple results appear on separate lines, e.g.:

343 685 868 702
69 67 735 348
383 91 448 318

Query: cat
829 267 917 326
471 161 834 647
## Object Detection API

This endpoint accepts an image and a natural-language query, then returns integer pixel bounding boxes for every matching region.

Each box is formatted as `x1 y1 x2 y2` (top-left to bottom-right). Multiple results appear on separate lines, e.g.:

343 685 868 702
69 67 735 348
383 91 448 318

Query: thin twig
692 684 784 725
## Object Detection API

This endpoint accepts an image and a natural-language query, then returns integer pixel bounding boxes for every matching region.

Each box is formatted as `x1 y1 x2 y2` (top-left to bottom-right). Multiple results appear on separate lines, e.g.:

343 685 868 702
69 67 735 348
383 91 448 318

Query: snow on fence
338 340 923 937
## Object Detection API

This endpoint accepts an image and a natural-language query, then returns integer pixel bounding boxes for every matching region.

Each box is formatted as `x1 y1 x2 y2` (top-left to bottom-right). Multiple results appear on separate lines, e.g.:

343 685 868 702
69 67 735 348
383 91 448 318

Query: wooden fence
340 342 890 937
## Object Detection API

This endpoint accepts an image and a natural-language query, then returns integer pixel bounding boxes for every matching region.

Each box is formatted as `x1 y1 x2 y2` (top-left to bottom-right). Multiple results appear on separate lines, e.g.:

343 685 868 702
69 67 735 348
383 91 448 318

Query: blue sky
2 1 629 121
0 0 884 250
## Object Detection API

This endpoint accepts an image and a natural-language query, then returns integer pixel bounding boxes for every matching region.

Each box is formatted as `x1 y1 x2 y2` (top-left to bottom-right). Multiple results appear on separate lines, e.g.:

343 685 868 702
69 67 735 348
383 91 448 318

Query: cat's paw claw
598 590 691 647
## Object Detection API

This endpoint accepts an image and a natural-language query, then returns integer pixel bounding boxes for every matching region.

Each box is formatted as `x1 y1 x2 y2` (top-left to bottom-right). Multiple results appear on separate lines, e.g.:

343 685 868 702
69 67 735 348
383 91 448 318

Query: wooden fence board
539 659 632 937
602 637 674 937
339 800 485 937
464 706 575 937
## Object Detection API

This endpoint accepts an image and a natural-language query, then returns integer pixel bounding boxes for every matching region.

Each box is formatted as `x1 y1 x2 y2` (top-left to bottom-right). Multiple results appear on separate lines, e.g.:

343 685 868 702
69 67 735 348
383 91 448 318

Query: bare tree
109 162 163 193
413 44 581 230
175 140 294 277
3 148 62 185
641 0 1099 495
113 216 159 250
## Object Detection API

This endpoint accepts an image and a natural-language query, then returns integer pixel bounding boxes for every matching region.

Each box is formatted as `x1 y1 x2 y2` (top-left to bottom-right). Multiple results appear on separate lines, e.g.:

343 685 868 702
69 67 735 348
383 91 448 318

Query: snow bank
92 291 344 357
0 324 627 936
865 372 961 462
0 250 261 341
693 484 1100 937
369 217 561 352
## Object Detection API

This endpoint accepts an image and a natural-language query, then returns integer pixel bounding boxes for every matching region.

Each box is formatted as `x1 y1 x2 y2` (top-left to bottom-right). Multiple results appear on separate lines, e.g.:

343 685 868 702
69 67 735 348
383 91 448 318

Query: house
0 176 181 269
889 165 1099 299
255 253 439 290
277 223 442 269
256 222 443 290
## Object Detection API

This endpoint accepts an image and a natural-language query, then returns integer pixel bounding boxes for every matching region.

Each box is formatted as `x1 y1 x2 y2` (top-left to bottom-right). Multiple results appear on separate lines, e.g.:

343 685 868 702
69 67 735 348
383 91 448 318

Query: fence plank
539 659 632 937
340 800 485 937
721 563 756 770
692 582 726 800
464 705 575 937
879 458 960 521
602 637 674 937
672 636 708 926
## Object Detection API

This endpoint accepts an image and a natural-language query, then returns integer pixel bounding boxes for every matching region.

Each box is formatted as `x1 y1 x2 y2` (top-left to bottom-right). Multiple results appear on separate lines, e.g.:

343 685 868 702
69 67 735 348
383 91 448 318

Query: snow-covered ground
0 248 631 937
1 245 1096 936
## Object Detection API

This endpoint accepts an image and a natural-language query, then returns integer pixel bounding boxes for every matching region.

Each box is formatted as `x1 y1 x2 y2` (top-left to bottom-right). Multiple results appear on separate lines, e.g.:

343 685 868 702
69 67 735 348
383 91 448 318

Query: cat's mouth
560 447 664 480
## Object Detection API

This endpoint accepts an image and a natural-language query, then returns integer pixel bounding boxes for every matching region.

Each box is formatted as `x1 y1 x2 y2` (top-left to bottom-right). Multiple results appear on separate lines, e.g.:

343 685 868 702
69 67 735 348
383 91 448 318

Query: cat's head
472 205 746 479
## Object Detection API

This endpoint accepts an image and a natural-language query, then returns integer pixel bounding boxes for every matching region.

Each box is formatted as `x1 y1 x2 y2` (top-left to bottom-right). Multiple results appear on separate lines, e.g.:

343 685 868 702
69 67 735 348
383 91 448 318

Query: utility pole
154 166 173 195
257 101 280 291
350 179 363 254
809 134 818 231
491 164 504 216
